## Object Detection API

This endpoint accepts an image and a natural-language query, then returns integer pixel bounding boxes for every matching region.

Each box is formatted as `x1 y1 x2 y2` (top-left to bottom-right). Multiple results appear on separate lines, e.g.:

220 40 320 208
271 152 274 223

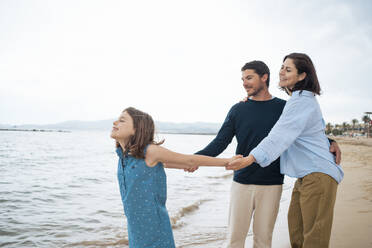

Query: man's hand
329 141 341 165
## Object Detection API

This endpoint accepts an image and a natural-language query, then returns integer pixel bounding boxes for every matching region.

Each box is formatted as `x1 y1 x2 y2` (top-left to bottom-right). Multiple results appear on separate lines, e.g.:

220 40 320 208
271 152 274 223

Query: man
192 61 341 248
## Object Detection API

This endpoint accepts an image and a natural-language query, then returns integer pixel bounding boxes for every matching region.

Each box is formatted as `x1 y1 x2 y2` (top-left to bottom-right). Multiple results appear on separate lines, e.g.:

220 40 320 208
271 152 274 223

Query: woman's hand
226 154 256 170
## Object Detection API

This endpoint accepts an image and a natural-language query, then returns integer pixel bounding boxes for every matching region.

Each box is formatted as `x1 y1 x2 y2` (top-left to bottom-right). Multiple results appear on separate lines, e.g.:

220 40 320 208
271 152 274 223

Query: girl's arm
163 162 199 169
145 144 241 169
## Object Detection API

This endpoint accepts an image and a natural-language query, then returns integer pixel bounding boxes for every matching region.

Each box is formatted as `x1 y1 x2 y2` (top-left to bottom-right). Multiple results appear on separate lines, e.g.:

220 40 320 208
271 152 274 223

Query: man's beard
247 85 264 97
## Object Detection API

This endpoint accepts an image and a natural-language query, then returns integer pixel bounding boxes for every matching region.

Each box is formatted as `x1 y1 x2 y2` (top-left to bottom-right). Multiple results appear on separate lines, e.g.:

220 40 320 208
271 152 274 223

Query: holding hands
225 141 341 171
230 154 244 164
184 154 244 173
226 154 256 170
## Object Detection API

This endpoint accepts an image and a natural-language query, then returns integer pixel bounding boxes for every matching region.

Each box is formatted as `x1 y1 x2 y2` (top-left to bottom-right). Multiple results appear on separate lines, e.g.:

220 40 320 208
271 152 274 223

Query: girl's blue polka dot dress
116 146 176 248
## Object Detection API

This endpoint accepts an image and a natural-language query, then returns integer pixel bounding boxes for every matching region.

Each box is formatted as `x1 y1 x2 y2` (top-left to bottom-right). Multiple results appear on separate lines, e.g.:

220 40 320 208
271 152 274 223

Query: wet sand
330 137 372 248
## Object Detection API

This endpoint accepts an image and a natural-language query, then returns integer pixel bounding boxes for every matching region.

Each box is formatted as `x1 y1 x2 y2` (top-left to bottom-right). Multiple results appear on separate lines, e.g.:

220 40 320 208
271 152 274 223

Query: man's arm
167 108 236 170
195 109 236 156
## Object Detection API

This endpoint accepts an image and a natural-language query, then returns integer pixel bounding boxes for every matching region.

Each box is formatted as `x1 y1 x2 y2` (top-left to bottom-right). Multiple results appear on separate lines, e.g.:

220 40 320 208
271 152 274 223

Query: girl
110 107 240 248
227 53 344 248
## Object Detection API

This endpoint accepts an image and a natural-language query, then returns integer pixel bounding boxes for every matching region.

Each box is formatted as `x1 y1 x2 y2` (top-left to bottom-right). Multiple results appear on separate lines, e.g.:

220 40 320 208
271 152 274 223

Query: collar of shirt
292 90 315 98
116 147 123 157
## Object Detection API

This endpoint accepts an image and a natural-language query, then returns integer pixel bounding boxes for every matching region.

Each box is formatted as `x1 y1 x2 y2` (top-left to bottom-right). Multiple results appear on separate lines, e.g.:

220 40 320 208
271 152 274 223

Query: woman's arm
145 144 240 169
228 95 313 170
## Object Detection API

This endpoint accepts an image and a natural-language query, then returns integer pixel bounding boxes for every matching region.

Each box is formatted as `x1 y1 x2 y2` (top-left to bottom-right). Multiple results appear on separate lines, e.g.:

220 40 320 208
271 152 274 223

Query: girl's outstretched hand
226 154 256 170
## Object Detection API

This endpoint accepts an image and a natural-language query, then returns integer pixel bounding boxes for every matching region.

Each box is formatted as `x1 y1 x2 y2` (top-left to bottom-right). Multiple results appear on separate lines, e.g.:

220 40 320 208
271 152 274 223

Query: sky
1 0 371 125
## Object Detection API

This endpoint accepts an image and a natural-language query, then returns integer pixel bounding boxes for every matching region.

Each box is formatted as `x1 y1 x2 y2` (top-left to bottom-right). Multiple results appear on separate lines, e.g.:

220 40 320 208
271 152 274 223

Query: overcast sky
1 0 371 125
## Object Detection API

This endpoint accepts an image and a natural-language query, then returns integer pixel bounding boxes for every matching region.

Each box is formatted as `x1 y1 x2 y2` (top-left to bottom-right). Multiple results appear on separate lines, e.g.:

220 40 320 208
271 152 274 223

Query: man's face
241 69 266 97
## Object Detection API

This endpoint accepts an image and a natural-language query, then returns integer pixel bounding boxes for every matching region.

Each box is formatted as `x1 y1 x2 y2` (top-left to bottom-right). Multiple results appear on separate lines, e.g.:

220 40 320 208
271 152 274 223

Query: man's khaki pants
288 173 338 248
226 181 283 248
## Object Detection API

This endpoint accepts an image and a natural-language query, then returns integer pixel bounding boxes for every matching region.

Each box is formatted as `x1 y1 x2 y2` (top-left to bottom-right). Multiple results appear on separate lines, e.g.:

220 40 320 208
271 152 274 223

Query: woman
227 53 344 248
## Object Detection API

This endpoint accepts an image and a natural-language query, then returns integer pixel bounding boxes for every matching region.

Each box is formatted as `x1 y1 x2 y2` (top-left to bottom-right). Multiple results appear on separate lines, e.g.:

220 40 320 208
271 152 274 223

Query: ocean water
0 131 293 247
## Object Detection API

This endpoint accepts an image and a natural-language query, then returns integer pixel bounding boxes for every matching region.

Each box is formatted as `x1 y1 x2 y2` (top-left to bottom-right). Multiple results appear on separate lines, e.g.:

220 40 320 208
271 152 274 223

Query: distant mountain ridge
0 119 222 134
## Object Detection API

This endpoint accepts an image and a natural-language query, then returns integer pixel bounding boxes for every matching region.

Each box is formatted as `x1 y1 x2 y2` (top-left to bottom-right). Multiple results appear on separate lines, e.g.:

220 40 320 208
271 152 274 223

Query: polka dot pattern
116 146 176 248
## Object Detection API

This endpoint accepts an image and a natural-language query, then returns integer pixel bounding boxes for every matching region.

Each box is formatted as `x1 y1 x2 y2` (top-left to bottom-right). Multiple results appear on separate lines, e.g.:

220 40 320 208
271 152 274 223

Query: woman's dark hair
282 53 321 95
241 60 270 87
116 107 164 159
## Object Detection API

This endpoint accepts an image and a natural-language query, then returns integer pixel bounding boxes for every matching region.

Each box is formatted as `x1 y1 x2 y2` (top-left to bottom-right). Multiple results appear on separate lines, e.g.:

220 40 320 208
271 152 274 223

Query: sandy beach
245 137 372 248
187 137 372 248
330 137 372 248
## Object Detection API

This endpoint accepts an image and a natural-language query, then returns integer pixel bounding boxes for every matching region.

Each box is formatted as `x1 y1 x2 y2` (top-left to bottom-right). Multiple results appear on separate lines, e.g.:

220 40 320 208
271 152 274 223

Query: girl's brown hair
116 107 164 158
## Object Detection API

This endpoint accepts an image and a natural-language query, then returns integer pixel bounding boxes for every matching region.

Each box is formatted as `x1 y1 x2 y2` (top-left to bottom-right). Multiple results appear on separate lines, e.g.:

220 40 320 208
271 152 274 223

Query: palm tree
326 122 333 135
346 123 351 131
351 119 359 131
362 115 371 124
342 122 347 132
362 115 371 138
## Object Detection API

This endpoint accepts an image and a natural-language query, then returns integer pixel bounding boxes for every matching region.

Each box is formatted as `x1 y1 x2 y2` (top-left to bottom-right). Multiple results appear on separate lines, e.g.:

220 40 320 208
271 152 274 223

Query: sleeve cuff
328 138 334 144
250 147 271 167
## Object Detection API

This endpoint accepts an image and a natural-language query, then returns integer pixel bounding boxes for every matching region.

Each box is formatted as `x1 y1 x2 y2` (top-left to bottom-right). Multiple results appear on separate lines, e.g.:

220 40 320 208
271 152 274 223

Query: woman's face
279 58 305 89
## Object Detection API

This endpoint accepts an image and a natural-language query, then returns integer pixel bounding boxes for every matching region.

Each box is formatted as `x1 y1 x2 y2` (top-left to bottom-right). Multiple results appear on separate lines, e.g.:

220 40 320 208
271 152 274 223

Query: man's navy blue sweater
196 97 286 185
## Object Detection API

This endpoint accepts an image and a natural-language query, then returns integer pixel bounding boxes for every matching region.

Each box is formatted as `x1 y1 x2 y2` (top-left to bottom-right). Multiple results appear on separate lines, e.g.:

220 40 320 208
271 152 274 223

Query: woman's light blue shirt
250 90 344 183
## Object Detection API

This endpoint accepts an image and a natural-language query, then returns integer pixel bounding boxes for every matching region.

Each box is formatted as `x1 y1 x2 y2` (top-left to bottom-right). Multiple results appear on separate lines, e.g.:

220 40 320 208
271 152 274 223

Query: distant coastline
0 128 70 133
0 119 222 135
0 128 215 135
158 132 217 135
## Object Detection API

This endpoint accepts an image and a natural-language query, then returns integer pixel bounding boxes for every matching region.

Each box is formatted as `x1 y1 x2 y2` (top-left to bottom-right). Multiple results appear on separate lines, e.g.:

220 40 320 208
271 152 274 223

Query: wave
65 238 129 247
206 172 233 179
170 199 211 229
177 231 227 247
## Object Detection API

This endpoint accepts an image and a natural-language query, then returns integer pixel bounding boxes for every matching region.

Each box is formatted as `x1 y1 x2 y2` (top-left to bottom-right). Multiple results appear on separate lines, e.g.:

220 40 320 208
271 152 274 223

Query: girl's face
111 111 135 142
279 58 306 89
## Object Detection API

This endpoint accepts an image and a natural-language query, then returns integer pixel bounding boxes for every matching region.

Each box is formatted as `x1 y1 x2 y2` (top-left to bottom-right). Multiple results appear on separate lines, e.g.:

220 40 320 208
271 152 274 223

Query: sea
0 130 294 247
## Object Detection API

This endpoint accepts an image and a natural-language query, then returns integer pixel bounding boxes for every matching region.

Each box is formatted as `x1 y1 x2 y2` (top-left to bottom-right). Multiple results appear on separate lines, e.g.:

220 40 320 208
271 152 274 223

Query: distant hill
155 121 221 134
0 119 222 134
